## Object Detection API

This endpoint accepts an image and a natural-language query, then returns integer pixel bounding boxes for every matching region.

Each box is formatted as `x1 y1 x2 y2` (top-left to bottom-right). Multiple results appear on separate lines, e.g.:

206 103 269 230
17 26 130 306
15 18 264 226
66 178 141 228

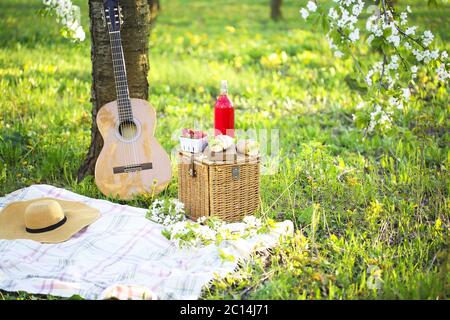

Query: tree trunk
270 0 282 21
78 0 152 181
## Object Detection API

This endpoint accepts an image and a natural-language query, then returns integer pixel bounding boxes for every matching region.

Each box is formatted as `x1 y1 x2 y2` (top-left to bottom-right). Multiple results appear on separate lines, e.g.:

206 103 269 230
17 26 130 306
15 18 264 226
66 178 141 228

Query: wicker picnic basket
178 151 260 222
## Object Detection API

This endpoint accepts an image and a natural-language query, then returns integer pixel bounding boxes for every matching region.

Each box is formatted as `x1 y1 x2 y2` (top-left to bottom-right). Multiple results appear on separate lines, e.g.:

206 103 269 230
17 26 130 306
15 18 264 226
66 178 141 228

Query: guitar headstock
102 0 123 32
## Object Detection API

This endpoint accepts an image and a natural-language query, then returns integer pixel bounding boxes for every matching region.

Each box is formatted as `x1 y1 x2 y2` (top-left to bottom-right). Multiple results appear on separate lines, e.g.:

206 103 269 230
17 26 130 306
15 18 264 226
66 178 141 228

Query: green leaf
428 0 438 7
161 229 171 240
321 15 330 32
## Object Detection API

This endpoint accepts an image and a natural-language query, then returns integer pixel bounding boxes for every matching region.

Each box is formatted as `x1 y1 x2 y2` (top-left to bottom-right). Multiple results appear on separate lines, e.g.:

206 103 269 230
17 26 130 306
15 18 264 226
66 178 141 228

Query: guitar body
95 98 172 200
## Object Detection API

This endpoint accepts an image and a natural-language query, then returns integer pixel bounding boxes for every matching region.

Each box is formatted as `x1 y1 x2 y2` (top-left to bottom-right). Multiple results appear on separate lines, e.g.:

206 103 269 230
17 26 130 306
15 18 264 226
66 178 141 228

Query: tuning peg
118 5 124 25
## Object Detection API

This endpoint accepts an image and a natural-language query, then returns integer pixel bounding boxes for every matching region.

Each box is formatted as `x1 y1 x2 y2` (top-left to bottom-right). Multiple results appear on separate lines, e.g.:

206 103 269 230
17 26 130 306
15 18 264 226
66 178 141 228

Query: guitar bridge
113 162 153 174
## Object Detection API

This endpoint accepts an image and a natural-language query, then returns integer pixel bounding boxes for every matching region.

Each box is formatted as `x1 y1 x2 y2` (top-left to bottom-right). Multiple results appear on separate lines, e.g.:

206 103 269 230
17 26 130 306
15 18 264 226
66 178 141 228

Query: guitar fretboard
109 31 133 122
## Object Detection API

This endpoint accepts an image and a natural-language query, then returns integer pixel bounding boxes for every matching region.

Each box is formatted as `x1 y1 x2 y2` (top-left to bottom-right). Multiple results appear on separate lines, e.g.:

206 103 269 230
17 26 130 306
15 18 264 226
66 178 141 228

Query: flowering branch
42 0 85 41
300 0 449 133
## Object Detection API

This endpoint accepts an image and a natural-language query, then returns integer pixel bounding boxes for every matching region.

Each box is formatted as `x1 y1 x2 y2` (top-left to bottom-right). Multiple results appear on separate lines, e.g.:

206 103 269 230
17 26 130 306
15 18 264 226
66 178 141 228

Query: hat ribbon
26 216 68 234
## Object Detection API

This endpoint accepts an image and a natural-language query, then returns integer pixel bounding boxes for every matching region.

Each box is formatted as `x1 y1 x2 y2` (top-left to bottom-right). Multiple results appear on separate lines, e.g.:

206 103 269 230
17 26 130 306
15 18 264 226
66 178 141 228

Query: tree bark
78 0 152 181
270 0 282 21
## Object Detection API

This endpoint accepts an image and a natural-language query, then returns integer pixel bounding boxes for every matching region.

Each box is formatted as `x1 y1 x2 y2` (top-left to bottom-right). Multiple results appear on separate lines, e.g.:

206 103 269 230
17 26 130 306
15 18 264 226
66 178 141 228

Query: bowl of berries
179 128 208 153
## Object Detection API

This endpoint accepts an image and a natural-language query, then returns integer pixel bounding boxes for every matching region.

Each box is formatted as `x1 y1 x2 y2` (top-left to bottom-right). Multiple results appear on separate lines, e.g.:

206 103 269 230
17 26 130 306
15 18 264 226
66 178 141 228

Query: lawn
0 0 449 300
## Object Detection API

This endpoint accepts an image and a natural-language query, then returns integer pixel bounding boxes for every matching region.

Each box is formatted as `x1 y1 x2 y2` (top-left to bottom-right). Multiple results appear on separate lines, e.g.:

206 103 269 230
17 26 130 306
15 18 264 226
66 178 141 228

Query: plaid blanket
0 185 293 300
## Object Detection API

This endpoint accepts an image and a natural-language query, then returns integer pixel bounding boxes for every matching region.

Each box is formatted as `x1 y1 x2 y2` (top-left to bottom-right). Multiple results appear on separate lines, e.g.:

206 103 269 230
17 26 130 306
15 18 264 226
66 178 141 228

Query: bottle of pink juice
214 80 235 137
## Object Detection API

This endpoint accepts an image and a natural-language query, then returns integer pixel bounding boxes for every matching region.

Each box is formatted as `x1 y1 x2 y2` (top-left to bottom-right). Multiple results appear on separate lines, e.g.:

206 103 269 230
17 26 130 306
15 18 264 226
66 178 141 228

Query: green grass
0 0 449 300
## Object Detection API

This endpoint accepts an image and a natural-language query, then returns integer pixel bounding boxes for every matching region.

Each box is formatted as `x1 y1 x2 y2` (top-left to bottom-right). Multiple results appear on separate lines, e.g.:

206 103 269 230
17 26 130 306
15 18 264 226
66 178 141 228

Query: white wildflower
197 216 208 224
402 88 411 101
147 198 186 226
365 68 375 86
243 216 263 229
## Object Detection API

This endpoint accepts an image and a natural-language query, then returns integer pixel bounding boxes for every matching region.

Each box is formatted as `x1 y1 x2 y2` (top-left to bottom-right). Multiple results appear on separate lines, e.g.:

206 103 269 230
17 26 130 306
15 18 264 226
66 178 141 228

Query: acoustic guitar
95 0 172 200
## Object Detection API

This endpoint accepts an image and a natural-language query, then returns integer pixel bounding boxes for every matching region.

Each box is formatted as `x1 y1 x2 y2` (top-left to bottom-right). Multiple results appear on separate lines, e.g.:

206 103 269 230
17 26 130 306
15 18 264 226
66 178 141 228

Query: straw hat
0 198 100 243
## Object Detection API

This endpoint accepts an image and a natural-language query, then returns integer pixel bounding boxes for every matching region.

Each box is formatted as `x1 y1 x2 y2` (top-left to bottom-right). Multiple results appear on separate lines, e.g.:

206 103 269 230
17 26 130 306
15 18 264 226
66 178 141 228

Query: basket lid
178 150 259 166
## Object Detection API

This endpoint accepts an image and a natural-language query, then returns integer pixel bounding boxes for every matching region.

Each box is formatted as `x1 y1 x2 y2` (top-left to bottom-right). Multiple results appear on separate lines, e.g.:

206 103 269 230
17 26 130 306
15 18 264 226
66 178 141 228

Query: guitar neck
109 31 133 121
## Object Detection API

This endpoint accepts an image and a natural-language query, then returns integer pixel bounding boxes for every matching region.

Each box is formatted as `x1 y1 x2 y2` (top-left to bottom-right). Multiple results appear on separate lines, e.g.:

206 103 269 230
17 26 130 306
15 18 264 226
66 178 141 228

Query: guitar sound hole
118 120 138 141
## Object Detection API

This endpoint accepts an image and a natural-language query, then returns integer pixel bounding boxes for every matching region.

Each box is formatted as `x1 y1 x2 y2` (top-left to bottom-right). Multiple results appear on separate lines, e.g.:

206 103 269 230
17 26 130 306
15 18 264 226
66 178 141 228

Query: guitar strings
110 33 133 169
110 32 140 170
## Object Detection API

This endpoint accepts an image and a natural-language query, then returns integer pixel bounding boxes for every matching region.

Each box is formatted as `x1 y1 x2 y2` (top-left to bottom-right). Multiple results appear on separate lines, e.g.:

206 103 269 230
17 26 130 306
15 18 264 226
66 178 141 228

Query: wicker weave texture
178 155 260 222
209 163 260 221
178 161 210 220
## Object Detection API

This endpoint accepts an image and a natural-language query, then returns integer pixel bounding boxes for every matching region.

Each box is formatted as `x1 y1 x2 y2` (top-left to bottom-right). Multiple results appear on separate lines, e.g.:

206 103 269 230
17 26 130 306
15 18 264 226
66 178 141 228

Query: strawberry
193 130 207 139
182 128 195 138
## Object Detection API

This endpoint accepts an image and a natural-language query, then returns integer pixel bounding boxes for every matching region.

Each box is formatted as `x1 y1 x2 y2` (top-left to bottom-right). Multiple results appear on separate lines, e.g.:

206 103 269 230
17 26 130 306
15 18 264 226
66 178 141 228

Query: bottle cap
220 80 228 94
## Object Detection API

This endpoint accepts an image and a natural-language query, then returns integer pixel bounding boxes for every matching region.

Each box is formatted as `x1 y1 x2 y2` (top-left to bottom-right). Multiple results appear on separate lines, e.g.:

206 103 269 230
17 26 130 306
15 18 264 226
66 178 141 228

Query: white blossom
300 8 309 20
430 49 440 60
328 8 339 20
73 25 85 41
400 12 408 26
387 34 401 47
306 1 317 12
436 63 450 81
387 55 399 70
327 34 338 50
422 30 434 47
42 0 85 41
405 26 417 36
368 104 392 133
352 1 364 16
349 28 360 42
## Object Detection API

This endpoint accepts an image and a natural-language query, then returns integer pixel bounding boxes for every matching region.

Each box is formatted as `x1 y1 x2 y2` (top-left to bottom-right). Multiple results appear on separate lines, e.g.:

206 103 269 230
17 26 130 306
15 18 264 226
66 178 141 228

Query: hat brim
0 198 100 243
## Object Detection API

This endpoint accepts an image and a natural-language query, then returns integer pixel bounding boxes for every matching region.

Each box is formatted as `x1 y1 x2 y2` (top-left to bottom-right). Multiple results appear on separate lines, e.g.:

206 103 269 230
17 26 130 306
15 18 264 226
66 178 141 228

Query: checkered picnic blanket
0 185 293 300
